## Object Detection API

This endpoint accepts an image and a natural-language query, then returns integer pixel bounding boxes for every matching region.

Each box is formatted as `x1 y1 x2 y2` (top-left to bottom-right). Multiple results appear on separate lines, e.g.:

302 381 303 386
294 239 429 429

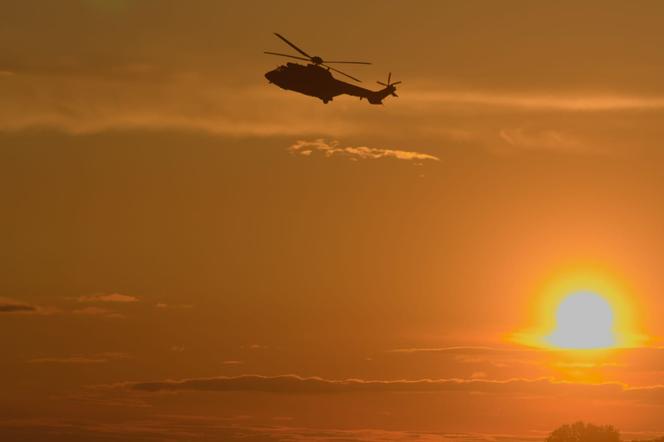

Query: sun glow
513 265 648 350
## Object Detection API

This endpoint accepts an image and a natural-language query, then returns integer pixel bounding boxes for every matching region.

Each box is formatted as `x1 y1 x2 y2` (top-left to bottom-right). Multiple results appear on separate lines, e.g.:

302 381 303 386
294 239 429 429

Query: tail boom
366 86 397 104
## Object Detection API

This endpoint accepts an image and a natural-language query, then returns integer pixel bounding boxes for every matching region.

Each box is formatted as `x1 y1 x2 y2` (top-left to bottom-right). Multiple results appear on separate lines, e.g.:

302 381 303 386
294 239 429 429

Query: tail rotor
377 72 402 97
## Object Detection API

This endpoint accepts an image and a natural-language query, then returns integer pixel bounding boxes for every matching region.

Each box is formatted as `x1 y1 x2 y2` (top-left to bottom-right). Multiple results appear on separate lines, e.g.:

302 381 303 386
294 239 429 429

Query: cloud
0 298 54 315
72 307 124 318
28 352 129 364
123 374 544 394
155 302 193 309
0 296 137 318
3 70 664 140
120 374 659 402
385 346 541 364
0 303 36 313
0 75 355 137
2 70 663 158
405 90 664 112
77 293 139 303
498 128 594 153
386 346 527 354
288 139 440 162
385 346 664 380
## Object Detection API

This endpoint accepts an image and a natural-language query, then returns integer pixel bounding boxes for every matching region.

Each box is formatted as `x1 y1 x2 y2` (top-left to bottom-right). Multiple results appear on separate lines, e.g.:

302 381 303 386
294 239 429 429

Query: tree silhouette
547 422 620 442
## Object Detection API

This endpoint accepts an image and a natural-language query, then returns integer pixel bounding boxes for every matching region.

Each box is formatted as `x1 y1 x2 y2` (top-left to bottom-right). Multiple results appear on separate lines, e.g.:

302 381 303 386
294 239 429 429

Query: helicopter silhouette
264 33 401 105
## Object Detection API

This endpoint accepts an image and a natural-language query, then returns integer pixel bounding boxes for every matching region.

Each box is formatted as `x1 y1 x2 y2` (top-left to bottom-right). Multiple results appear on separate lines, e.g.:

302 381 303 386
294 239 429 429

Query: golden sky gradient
3 1 664 441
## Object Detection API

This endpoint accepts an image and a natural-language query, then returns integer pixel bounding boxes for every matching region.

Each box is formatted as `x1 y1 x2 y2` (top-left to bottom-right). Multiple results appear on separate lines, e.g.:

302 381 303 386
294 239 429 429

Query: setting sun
513 265 649 350
546 292 616 349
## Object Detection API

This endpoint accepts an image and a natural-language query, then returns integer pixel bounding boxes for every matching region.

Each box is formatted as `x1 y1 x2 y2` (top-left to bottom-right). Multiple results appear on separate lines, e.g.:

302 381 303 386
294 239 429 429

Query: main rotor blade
324 64 362 83
323 60 372 65
264 51 310 62
377 81 388 86
274 33 312 59
391 81 402 86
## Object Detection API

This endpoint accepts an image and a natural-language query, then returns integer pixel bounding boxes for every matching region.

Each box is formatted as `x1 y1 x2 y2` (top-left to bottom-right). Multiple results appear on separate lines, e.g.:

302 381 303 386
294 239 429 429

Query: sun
546 292 615 349
512 264 649 350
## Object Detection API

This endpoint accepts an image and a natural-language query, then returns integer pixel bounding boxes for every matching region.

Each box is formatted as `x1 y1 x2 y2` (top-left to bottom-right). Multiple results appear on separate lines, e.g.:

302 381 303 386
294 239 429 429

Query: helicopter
264 33 401 105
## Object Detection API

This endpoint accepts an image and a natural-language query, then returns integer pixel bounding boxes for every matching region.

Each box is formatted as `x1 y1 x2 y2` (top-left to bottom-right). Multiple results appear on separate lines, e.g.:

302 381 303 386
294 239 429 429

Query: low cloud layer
123 374 664 405
0 298 46 314
77 293 139 303
0 303 35 313
28 352 129 364
288 139 439 162
72 306 124 319
386 346 529 354
498 128 593 154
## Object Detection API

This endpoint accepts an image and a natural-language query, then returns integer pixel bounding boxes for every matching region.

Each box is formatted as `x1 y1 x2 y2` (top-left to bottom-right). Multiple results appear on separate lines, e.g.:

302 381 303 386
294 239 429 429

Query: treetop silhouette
547 422 620 442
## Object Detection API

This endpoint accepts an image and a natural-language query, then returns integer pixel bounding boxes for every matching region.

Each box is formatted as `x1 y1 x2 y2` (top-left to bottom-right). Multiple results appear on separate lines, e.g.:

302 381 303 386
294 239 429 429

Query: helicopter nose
265 68 281 82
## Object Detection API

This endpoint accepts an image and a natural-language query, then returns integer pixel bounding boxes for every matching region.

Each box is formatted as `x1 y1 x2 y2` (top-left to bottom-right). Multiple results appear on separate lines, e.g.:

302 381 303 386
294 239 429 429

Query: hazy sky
3 1 664 441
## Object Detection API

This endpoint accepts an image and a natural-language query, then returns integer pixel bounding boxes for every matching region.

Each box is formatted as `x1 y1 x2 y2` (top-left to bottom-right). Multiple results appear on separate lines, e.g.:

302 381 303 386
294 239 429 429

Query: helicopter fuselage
264 63 394 104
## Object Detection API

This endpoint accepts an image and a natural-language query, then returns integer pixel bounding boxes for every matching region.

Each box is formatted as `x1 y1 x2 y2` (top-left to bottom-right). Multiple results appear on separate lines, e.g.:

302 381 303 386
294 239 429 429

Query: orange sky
2 1 664 441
